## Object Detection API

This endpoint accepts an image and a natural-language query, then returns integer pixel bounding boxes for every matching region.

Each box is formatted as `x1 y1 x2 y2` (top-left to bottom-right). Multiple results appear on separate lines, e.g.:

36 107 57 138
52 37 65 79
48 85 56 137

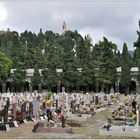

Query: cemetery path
0 109 113 139
72 109 112 138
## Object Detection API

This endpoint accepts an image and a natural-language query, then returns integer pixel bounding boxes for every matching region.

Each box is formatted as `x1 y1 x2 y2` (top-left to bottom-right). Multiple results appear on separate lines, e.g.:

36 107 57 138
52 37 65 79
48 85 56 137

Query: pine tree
120 43 131 94
32 67 41 91
93 37 116 93
134 22 140 82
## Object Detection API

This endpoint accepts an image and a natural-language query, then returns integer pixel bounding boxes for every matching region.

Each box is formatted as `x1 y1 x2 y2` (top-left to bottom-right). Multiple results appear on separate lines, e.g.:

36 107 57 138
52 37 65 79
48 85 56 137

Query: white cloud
0 1 140 51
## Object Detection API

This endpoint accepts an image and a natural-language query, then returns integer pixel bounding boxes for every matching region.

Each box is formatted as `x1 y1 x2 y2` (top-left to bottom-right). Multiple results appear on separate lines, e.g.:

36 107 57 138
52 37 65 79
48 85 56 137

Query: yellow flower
46 100 53 105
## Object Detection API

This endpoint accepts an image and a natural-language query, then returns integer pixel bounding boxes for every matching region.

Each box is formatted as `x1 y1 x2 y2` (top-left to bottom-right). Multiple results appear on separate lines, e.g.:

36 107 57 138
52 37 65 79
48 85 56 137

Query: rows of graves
100 94 140 138
0 91 137 138
0 89 119 134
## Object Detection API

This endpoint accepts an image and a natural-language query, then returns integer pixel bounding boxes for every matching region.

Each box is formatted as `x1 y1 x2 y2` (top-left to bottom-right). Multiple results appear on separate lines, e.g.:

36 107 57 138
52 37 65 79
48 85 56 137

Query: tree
134 21 140 82
79 35 95 91
0 51 13 84
32 67 41 91
114 50 122 67
12 69 26 92
60 34 78 92
120 43 131 94
93 37 117 93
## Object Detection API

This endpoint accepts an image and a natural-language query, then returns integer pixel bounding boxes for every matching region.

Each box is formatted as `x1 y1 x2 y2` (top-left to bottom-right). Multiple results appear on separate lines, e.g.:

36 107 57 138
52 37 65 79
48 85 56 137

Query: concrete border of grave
36 127 72 133
66 119 81 127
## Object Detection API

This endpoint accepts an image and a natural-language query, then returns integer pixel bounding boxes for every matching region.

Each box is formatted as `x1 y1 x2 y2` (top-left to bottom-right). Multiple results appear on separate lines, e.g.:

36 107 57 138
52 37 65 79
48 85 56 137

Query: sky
0 0 140 52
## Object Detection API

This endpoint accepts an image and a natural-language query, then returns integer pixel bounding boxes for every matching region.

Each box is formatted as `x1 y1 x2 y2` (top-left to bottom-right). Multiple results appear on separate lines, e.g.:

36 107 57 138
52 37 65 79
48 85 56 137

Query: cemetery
1 17 140 139
0 86 140 138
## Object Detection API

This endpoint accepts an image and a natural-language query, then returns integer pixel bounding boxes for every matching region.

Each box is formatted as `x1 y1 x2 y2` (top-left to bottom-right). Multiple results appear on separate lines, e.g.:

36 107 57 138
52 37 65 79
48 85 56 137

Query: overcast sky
0 1 140 52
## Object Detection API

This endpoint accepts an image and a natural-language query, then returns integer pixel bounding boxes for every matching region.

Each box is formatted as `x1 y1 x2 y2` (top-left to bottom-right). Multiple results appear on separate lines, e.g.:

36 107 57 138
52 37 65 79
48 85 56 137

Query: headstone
29 102 33 119
110 87 114 94
95 96 98 105
5 124 10 132
23 119 28 124
62 87 65 93
3 99 10 125
13 121 18 127
21 102 26 120
55 99 58 109
33 99 40 116
12 103 17 121
132 99 137 111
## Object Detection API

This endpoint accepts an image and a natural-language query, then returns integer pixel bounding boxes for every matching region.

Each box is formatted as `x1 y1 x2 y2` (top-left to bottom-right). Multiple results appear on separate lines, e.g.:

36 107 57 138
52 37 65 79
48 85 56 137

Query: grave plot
100 94 140 138
0 97 11 131
31 92 73 133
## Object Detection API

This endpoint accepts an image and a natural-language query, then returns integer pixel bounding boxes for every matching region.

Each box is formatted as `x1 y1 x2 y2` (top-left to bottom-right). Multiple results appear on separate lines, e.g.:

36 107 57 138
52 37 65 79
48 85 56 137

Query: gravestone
29 102 33 119
55 99 58 109
33 99 40 116
5 124 10 132
12 103 17 121
21 102 27 120
13 121 18 127
132 99 137 112
95 96 99 105
23 119 28 124
110 87 114 94
3 98 10 125
62 87 65 93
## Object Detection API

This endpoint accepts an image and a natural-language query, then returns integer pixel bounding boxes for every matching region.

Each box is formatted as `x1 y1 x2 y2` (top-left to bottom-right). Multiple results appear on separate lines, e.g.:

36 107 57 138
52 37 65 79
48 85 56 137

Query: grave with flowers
100 94 140 138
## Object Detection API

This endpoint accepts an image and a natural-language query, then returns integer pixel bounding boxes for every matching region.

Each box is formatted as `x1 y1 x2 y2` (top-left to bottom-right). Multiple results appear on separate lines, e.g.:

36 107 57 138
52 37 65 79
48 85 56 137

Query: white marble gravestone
13 121 18 127
5 124 10 132
110 87 115 94
33 99 40 116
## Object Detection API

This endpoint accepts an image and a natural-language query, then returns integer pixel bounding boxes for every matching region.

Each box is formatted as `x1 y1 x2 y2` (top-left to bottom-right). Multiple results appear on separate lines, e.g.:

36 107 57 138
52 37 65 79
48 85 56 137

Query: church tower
62 21 67 33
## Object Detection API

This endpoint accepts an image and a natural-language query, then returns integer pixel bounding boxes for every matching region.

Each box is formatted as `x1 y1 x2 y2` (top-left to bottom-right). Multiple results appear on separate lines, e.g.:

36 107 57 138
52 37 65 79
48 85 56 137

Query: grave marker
23 119 28 124
5 124 10 132
13 121 18 127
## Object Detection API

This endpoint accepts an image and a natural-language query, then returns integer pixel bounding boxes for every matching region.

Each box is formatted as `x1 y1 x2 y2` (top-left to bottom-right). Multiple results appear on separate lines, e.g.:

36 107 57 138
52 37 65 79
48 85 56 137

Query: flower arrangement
46 99 53 105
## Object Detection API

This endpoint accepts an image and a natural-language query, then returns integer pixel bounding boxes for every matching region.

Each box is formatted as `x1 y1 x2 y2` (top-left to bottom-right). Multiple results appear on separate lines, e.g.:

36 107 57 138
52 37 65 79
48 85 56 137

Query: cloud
0 1 140 51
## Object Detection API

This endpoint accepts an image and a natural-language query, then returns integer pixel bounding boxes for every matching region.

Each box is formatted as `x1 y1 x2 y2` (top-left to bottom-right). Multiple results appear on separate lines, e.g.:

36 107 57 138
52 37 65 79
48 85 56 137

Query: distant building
0 67 139 93
62 21 67 33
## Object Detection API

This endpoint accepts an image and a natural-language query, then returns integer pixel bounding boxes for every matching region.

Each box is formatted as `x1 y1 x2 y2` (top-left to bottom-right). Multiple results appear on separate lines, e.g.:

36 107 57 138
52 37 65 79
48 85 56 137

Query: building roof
116 67 139 72
11 69 43 77
11 67 139 76
131 67 139 72
116 67 121 72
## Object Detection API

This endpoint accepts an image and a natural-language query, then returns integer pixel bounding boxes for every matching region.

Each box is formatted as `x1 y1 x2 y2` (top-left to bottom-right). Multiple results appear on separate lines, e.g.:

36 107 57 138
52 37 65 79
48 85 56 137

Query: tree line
0 22 140 93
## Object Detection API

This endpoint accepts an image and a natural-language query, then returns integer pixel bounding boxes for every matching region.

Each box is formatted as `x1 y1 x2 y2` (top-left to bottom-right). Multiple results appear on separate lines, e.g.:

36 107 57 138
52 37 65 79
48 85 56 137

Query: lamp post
56 69 63 93
77 68 82 92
